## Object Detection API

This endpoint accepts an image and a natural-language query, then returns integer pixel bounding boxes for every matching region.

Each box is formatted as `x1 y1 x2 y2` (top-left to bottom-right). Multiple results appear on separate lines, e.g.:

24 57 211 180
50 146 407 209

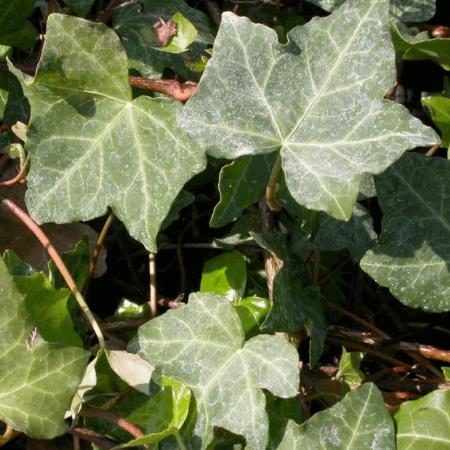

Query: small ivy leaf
0 258 89 438
113 0 213 79
252 232 327 366
180 1 438 221
235 296 270 338
392 22 450 71
422 88 450 154
336 347 365 390
361 152 450 313
308 0 436 22
0 0 37 48
158 13 198 54
10 14 205 252
210 153 277 228
0 72 29 127
394 389 450 449
129 292 299 450
277 383 395 449
200 251 247 301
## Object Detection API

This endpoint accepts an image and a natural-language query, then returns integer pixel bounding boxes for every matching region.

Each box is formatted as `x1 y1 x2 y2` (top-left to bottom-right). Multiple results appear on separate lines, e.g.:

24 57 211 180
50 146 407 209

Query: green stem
265 154 282 211
174 432 188 450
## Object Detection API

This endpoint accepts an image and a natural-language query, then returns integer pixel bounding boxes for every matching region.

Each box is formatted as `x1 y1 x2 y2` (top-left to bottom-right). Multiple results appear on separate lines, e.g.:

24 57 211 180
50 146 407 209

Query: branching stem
265 154 282 211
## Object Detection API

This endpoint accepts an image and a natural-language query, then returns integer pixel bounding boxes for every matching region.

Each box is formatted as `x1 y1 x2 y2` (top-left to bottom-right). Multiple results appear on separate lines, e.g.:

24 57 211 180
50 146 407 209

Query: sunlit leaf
277 383 395 449
394 389 450 450
0 258 89 438
181 1 437 221
129 292 299 449
10 14 205 252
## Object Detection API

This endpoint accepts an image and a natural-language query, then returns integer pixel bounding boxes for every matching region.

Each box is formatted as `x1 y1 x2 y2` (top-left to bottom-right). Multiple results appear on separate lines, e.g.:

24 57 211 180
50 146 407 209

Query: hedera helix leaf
180 0 438 221
64 0 95 17
394 389 450 449
0 0 37 48
9 14 205 252
361 153 450 312
0 258 89 438
308 0 436 22
277 383 395 449
392 22 450 71
128 292 299 450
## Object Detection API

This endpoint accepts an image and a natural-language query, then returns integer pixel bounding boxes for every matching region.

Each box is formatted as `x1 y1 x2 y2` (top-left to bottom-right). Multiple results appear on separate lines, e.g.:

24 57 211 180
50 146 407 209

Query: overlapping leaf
180 0 437 221
113 0 213 79
129 292 299 450
394 389 450 449
0 0 37 48
0 258 89 438
64 0 95 17
10 14 205 251
277 383 395 449
307 0 436 22
361 153 450 312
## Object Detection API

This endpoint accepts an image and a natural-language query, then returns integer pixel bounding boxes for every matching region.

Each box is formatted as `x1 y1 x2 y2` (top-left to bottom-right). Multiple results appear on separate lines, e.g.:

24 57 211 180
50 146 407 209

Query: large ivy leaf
113 0 213 79
180 1 437 221
0 258 89 438
129 292 299 450
277 383 395 449
394 389 450 449
10 14 205 251
307 0 436 22
392 22 450 71
361 153 450 312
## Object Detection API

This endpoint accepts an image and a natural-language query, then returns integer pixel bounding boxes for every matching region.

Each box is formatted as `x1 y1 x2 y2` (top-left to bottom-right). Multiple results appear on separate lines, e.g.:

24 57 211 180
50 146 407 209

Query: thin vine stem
0 197 105 349
149 252 157 318
88 211 114 277
0 156 29 187
265 154 282 211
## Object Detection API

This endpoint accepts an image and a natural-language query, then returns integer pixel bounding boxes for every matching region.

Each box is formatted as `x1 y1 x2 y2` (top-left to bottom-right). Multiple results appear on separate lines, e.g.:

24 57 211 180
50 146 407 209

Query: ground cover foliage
0 0 450 448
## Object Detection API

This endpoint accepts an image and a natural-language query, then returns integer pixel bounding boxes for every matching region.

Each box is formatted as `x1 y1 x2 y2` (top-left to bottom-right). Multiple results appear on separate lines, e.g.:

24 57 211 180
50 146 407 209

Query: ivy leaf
336 347 365 390
392 22 450 71
200 251 247 301
235 296 270 338
113 1 213 79
361 153 450 312
0 258 89 438
180 1 437 221
0 0 37 48
394 389 450 449
277 383 395 449
313 204 377 262
253 233 327 365
210 153 277 228
422 92 450 152
129 292 299 450
0 73 29 126
10 14 205 252
307 0 436 22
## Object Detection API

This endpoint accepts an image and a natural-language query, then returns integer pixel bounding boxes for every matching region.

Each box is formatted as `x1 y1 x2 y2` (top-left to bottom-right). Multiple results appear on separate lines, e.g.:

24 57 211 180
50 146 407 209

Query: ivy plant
0 0 449 448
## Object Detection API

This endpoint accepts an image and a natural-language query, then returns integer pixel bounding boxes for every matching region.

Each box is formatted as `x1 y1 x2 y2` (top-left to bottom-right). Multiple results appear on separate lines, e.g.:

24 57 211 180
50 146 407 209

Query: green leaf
64 0 95 17
308 0 436 22
117 377 191 448
392 22 450 71
210 153 277 228
14 272 83 347
113 1 212 79
0 73 29 126
443 367 450 381
11 14 205 252
161 12 198 54
235 296 270 338
277 383 395 449
394 389 450 450
200 251 247 301
0 0 37 48
336 347 365 389
129 292 299 450
313 204 377 262
253 233 327 365
180 2 437 221
361 153 450 312
422 93 450 150
0 258 89 438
